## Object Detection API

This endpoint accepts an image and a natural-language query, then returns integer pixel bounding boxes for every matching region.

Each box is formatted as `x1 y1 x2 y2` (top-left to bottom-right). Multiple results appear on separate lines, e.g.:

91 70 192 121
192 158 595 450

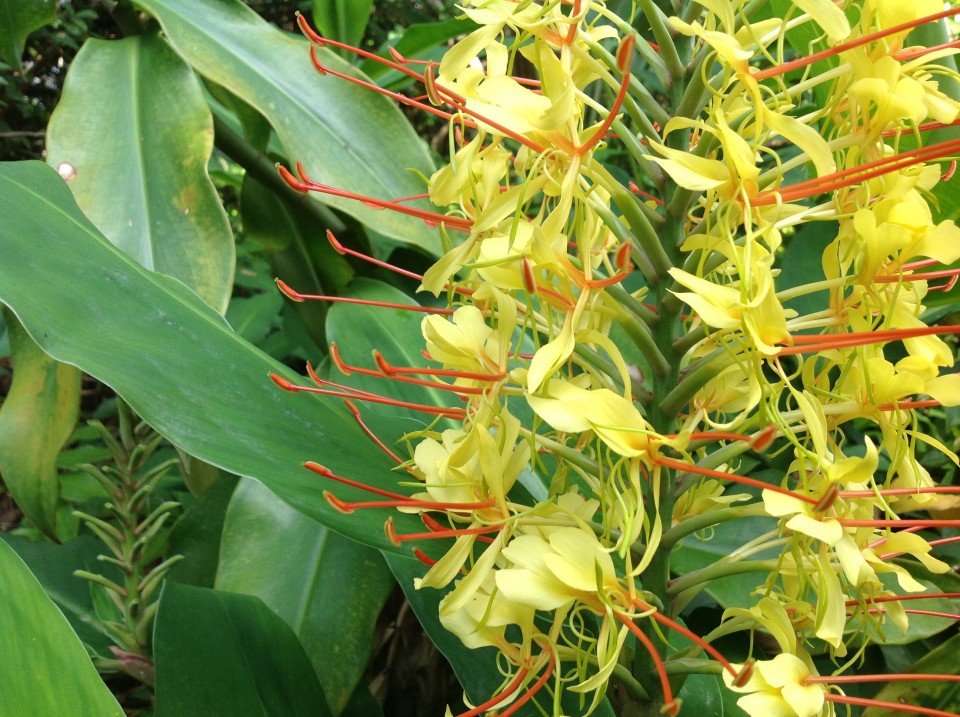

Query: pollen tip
732 660 754 688
304 461 333 477
660 700 681 716
277 164 309 193
385 518 402 547
296 14 324 45
275 278 305 302
413 547 437 566
269 372 297 391
324 491 355 514
616 34 636 72
326 229 348 255
751 425 777 452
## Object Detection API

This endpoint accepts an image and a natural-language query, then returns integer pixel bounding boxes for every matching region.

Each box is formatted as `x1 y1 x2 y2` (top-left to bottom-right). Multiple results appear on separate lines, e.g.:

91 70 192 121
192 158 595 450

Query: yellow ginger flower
722 654 830 717
495 526 621 611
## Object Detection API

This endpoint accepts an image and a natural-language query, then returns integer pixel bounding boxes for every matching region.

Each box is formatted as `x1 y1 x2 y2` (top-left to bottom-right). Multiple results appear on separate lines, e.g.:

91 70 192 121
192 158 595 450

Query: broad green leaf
225 290 283 345
0 0 55 69
46 32 234 312
0 309 80 537
217 478 394 714
0 538 124 716
0 161 416 553
0 533 111 654
326 278 451 434
311 0 374 50
864 632 960 717
133 0 440 255
153 581 332 717
678 674 725 717
166 473 239 588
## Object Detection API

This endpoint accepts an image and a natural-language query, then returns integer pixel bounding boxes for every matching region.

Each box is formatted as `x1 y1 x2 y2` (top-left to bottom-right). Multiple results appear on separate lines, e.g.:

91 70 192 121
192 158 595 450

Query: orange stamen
617 613 680 716
342 399 406 465
752 6 960 81
838 519 960 528
754 137 960 206
304 461 409 501
269 372 467 419
385 517 503 544
824 692 960 717
576 36 635 156
276 279 455 314
807 673 960 685
656 456 819 504
778 323 960 355
325 230 428 281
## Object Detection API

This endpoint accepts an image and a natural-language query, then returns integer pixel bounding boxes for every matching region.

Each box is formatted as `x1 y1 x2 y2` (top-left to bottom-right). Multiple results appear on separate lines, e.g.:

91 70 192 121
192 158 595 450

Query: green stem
667 559 776 596
616 306 672 378
636 0 686 84
658 348 736 418
661 502 767 549
211 114 344 233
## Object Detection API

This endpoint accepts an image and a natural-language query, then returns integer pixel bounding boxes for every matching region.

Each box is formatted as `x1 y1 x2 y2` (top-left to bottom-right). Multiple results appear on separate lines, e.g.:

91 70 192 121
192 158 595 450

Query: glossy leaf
133 0 440 255
863 632 960 717
677 674 725 717
166 474 239 588
0 161 414 552
311 0 373 50
0 309 80 537
0 0 56 68
0 538 124 716
217 478 394 714
0 533 111 654
46 32 234 312
153 581 332 717
325 278 452 434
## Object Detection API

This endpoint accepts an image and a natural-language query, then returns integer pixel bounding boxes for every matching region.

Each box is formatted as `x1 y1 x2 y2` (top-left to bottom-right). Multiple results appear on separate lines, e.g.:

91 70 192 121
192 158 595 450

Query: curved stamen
277 279 455 314
304 461 410 501
656 456 819 505
616 613 680 716
270 372 467 419
824 692 960 717
752 6 960 81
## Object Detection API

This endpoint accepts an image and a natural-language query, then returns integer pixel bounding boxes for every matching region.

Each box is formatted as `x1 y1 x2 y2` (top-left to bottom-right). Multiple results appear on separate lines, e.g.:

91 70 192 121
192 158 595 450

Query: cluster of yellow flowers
280 1 960 715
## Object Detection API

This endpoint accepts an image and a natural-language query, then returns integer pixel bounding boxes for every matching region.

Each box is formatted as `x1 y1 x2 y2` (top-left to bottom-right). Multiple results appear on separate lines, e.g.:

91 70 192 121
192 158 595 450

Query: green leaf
133 0 439 255
225 290 283 345
46 32 234 312
166 473 239 588
325 278 451 433
0 309 80 538
0 0 56 69
153 581 332 717
677 674 725 717
0 533 112 654
0 538 124 716
0 161 414 553
216 478 394 714
864 632 960 717
311 0 374 49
